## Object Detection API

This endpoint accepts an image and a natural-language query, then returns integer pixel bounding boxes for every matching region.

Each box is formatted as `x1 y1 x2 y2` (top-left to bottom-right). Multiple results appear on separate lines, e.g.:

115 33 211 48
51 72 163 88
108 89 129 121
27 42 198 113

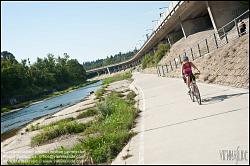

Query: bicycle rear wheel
194 84 201 105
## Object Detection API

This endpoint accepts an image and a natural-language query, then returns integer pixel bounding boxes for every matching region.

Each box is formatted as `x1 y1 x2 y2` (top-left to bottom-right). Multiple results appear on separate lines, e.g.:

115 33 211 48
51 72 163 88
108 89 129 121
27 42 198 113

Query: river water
1 81 102 134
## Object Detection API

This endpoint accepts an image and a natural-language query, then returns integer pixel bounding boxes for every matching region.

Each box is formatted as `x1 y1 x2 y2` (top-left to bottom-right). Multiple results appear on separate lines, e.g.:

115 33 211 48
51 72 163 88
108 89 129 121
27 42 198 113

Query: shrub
95 87 105 99
81 131 132 163
142 43 170 69
76 108 98 119
102 72 132 85
31 120 89 146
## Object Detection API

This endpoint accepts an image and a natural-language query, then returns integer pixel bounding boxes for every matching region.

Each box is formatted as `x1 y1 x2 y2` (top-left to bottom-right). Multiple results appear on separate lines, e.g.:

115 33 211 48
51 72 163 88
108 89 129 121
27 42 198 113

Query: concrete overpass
86 1 248 77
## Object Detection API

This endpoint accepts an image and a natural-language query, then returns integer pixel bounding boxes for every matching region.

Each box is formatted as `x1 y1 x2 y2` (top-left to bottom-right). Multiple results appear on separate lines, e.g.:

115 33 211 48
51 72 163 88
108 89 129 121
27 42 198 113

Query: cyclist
238 19 246 36
181 55 200 94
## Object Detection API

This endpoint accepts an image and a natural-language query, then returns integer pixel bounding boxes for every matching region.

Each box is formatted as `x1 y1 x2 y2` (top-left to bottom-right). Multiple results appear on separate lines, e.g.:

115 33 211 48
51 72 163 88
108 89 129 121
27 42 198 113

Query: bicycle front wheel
189 85 195 102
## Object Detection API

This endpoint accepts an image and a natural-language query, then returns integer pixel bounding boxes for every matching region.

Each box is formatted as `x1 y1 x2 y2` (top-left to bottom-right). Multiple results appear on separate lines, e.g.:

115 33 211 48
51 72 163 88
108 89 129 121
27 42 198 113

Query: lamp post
159 7 168 10
159 6 170 14
142 34 149 40
136 40 144 48
146 28 155 35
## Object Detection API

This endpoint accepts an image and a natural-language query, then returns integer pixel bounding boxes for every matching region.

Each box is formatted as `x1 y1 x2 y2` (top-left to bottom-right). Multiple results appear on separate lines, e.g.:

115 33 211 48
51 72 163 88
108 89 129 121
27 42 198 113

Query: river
1 80 102 134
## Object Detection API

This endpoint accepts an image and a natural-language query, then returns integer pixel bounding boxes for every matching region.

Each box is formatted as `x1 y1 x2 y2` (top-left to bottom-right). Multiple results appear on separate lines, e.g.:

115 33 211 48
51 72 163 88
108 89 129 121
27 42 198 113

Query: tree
1 51 87 106
82 50 136 70
1 51 18 64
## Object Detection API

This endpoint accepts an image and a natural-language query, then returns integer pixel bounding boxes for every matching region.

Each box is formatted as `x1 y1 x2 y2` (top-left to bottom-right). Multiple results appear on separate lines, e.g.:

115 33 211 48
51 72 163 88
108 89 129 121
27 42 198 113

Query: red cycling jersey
182 62 192 76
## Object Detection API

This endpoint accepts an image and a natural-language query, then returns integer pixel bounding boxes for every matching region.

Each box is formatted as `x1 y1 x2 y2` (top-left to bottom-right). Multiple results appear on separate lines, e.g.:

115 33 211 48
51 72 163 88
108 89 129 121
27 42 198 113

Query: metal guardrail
156 9 249 77
148 1 182 42
86 1 183 74
153 1 182 33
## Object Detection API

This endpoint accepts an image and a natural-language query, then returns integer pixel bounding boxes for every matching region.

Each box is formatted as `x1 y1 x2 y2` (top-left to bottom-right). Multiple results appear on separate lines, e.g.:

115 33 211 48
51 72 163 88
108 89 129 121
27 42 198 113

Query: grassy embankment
141 43 170 69
8 71 138 165
95 71 133 99
1 80 100 114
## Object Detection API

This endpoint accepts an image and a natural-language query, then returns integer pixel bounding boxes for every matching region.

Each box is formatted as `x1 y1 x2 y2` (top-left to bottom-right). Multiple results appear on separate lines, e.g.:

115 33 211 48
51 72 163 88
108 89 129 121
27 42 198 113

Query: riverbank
1 71 139 165
1 80 100 115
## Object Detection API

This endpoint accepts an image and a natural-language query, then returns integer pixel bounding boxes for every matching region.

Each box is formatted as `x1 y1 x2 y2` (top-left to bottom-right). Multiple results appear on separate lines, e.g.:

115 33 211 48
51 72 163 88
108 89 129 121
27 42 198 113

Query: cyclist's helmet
182 55 189 61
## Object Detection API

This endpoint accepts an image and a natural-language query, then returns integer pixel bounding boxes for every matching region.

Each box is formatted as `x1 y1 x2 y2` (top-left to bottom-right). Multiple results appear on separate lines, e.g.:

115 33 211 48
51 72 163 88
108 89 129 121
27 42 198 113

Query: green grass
78 131 133 164
76 108 98 119
26 123 40 132
25 118 75 132
142 43 170 69
95 87 105 99
41 118 75 130
79 92 138 163
102 72 132 85
8 91 138 165
126 91 136 101
31 120 90 146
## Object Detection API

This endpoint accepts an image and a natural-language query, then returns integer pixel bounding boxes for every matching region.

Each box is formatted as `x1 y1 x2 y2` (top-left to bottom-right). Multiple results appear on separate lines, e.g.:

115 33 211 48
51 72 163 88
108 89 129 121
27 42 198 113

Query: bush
126 91 136 101
31 120 89 146
102 72 132 85
79 92 138 163
142 43 170 69
81 131 132 164
30 123 40 131
95 87 105 99
155 43 170 63
126 91 137 105
142 53 154 69
76 108 98 119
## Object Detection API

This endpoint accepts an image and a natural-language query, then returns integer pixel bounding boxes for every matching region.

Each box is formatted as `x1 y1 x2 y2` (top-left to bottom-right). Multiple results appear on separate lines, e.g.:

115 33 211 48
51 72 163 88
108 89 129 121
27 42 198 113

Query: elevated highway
86 1 247 77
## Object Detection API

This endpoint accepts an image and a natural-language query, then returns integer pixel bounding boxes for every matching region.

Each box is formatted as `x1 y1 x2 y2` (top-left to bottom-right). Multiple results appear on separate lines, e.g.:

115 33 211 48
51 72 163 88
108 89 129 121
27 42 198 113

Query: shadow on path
201 92 248 105
142 107 247 133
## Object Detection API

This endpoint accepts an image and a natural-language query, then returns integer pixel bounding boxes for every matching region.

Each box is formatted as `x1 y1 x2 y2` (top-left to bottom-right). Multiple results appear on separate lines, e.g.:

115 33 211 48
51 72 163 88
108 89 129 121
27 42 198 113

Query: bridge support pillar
167 37 172 47
206 1 246 34
179 17 187 39
206 1 218 34
153 48 157 54
107 67 111 75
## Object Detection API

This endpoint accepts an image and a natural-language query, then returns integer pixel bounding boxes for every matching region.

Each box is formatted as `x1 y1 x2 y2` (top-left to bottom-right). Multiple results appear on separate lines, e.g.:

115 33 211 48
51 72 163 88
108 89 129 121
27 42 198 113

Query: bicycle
189 72 202 105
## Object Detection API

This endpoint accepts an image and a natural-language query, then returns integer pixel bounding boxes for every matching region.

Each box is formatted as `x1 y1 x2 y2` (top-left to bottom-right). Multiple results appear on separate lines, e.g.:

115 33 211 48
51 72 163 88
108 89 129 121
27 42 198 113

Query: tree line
1 51 86 105
83 49 138 70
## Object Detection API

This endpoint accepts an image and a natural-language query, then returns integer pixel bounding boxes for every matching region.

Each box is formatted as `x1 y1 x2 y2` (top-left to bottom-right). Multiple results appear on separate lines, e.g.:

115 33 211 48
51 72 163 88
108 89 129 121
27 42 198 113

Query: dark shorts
183 73 195 83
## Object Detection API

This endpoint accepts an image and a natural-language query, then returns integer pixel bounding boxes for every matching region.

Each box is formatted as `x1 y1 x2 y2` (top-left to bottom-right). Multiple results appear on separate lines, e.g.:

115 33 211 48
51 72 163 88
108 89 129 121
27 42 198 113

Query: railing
153 1 182 32
86 1 183 74
147 1 182 41
156 9 249 77
134 1 183 61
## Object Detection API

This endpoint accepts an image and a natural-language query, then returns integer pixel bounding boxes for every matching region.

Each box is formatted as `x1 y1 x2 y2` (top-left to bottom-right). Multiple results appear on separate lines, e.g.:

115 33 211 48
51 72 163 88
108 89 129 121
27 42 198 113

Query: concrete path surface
112 72 249 165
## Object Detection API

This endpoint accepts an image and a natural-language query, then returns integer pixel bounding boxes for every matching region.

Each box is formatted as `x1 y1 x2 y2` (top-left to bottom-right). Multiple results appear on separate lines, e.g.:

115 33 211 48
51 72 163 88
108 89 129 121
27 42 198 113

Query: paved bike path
112 72 249 165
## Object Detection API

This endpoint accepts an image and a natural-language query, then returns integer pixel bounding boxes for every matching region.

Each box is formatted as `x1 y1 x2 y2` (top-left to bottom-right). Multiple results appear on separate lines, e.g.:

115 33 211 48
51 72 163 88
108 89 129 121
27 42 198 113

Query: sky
1 1 170 64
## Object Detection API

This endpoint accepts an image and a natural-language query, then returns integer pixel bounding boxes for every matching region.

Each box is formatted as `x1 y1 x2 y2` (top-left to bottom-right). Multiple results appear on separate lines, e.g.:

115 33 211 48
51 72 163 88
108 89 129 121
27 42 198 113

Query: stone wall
162 33 249 89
